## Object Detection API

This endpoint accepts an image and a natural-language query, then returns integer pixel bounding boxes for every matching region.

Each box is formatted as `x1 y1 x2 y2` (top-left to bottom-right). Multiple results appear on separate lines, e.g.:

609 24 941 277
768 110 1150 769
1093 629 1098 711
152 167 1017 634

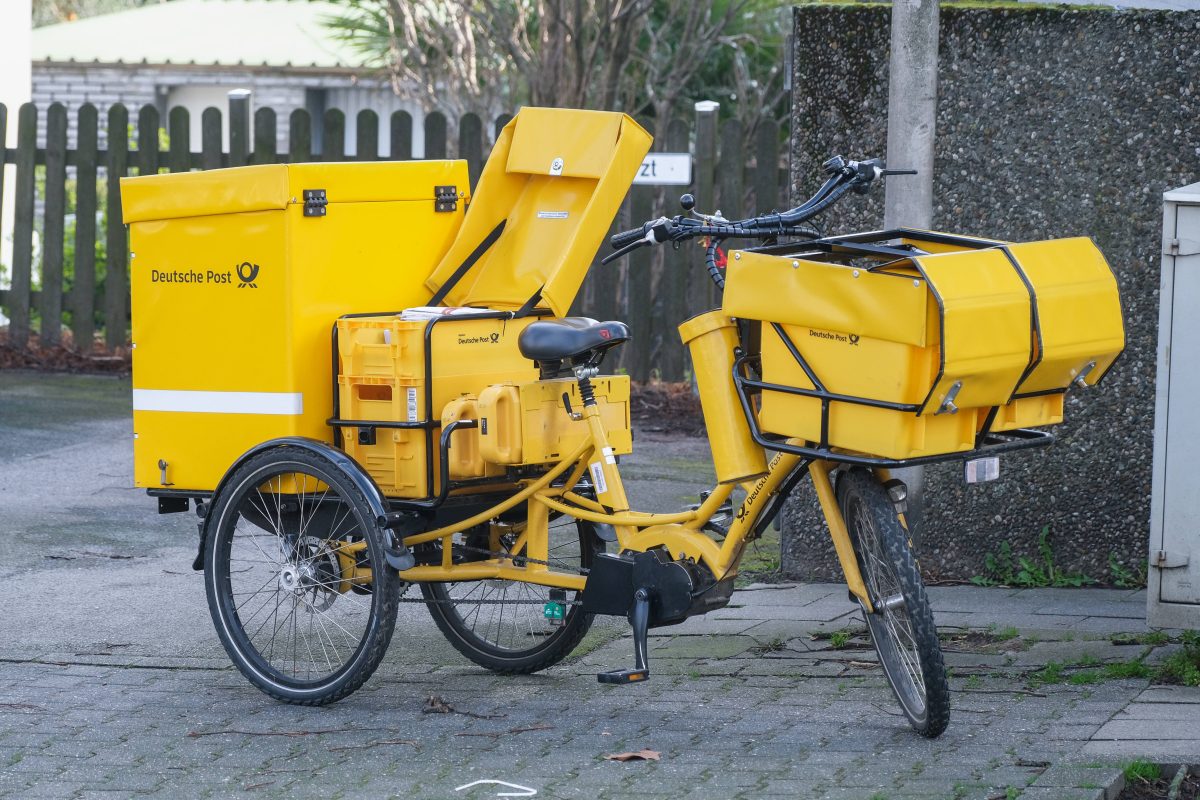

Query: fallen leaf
605 749 661 762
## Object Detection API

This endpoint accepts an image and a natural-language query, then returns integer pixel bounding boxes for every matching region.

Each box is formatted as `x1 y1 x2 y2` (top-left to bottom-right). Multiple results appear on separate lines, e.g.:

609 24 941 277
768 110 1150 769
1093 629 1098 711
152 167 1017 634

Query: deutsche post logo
848 334 860 346
237 261 260 289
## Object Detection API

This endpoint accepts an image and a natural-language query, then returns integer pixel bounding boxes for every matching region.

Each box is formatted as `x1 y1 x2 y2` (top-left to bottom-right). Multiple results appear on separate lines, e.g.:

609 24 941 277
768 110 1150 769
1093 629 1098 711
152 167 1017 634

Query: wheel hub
278 563 314 594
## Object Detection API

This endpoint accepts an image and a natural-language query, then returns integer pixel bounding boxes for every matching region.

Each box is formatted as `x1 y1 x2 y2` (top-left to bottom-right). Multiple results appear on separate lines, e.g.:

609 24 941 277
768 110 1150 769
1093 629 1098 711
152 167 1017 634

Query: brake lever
600 239 651 265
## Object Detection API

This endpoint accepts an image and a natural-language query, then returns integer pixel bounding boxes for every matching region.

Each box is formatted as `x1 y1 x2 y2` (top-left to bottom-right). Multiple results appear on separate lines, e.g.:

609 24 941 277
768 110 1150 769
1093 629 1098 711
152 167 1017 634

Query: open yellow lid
424 107 652 316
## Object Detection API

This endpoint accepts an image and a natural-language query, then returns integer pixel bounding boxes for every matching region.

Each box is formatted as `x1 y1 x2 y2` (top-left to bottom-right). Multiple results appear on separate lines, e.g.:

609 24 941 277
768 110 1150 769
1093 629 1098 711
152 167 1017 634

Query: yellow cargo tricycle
122 108 1124 738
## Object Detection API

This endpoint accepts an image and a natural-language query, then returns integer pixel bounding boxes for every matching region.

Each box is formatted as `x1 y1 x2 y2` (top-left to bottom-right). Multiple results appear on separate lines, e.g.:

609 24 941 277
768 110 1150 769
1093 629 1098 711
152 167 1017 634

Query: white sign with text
632 153 692 186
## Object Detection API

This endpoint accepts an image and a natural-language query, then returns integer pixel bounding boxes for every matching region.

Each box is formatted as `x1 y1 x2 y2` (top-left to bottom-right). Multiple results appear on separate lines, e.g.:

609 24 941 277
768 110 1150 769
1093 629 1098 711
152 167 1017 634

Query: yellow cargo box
477 376 632 467
123 161 471 492
335 313 540 497
723 233 1125 460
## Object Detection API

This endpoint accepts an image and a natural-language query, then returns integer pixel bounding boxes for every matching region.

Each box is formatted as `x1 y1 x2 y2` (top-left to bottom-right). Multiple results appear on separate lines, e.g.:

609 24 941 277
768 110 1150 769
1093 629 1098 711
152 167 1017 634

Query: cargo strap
428 219 507 307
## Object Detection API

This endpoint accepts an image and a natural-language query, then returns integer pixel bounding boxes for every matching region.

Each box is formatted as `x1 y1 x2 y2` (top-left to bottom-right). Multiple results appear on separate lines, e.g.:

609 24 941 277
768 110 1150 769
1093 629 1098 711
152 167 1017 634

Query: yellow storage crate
123 161 471 491
477 376 632 466
335 313 540 497
723 232 1125 460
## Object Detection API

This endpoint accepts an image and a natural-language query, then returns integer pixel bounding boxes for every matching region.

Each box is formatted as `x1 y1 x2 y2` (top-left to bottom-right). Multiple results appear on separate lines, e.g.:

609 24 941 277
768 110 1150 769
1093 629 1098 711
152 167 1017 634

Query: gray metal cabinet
1149 181 1200 629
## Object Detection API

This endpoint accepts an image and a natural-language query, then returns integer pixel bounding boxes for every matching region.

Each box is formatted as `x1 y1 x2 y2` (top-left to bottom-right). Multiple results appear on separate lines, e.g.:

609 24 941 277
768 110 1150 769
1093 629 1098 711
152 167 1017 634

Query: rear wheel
837 468 950 738
420 513 602 674
204 447 400 705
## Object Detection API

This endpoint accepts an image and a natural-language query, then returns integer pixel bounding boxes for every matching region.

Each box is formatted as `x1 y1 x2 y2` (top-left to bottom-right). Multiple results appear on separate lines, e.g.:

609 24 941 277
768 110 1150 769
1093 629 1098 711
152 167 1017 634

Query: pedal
597 588 651 685
598 668 649 684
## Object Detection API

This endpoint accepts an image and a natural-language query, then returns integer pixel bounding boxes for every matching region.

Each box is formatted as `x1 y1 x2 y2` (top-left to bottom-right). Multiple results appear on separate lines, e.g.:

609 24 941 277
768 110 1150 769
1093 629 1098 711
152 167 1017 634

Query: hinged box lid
121 161 470 224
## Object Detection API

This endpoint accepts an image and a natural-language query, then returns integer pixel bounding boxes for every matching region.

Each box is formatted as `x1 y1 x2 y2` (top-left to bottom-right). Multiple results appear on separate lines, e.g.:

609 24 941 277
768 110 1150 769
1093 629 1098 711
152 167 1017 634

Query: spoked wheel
837 468 950 738
204 446 400 705
420 513 603 674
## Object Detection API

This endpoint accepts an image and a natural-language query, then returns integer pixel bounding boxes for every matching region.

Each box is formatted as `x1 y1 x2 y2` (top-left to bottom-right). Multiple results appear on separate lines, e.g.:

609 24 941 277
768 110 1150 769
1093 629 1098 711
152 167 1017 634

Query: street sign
632 153 691 186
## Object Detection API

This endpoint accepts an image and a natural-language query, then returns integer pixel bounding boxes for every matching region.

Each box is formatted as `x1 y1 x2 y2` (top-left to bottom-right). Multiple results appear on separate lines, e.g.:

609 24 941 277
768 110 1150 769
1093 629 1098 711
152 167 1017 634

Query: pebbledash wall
780 5 1200 583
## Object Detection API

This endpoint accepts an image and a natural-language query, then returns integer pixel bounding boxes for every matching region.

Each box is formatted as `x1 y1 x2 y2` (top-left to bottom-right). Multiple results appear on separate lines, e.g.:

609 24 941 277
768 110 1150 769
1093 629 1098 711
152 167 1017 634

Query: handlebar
607 155 914 261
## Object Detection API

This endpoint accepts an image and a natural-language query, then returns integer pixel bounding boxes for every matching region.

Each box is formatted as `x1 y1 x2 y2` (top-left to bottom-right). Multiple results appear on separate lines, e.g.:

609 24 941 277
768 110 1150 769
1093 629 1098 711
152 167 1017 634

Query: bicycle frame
394 394 877 614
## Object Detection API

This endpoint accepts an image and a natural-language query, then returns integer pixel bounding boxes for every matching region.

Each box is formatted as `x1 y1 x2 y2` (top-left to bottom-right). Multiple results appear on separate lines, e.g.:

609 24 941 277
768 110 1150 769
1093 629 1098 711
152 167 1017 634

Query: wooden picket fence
0 98 784 381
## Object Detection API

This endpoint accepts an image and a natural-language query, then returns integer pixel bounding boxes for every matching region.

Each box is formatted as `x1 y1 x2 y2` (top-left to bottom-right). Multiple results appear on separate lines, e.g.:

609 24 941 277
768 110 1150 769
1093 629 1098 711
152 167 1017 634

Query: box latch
303 189 328 217
434 185 458 213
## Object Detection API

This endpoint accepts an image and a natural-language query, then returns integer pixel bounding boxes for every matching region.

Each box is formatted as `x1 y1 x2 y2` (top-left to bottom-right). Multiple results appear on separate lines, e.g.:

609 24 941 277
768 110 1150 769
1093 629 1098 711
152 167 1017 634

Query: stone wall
781 5 1200 583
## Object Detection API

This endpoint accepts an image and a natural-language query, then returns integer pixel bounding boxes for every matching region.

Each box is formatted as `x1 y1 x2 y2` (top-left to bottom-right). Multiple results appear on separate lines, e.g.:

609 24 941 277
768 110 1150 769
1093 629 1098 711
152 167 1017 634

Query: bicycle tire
837 468 950 738
420 516 602 674
204 447 400 705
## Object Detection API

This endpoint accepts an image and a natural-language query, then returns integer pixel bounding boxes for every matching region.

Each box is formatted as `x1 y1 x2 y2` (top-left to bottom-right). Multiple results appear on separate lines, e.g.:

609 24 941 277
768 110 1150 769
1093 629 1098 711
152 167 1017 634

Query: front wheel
837 468 950 738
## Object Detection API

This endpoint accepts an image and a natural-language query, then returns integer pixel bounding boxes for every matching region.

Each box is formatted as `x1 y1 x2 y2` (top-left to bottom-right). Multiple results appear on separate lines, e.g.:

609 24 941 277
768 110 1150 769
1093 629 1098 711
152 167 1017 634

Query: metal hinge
434 185 458 213
1164 237 1200 257
1153 550 1190 570
303 189 328 217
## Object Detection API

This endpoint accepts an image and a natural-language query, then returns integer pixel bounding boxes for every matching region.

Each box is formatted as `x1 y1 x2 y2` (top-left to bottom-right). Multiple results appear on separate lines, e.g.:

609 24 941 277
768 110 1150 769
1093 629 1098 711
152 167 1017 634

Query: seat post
573 365 599 407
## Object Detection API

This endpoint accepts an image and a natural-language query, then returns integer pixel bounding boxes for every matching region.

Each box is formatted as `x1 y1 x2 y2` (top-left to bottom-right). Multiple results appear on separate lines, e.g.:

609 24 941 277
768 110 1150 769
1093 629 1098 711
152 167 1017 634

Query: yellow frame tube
536 495 698 528
402 563 586 590
402 439 593 547
390 411 877 614
808 459 874 613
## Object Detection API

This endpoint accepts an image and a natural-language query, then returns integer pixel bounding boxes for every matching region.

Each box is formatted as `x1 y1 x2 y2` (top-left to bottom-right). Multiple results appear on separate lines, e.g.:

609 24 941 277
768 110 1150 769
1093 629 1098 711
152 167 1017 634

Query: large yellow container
336 314 540 497
123 161 471 491
679 312 768 484
722 234 1125 460
477 377 632 467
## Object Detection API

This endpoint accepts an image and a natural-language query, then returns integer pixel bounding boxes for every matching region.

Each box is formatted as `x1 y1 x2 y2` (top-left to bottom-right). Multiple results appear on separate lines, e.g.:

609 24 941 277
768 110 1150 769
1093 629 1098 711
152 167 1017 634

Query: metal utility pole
883 0 940 542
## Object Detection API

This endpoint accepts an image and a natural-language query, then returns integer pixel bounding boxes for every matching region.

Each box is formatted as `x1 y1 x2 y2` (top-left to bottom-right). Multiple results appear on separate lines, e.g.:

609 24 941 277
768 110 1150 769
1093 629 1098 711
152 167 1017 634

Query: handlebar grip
610 225 648 249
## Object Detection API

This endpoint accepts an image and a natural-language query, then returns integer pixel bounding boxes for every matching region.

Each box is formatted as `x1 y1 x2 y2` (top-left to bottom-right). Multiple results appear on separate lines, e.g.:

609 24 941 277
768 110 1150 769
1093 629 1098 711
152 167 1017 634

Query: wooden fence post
41 103 68 346
626 185 654 382
754 119 780 213
390 111 412 160
8 103 37 349
424 112 447 159
253 107 276 165
105 103 129 350
228 90 250 168
356 109 378 161
493 114 513 142
200 107 222 170
137 104 159 177
458 113 483 189
167 106 190 172
72 104 99 352
658 117 690 382
288 109 311 162
689 101 719 317
323 109 345 161
719 118 745 220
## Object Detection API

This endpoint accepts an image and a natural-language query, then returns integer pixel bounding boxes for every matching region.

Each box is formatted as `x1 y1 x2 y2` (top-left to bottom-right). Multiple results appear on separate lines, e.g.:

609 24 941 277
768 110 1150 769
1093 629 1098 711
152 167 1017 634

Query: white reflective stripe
132 389 303 415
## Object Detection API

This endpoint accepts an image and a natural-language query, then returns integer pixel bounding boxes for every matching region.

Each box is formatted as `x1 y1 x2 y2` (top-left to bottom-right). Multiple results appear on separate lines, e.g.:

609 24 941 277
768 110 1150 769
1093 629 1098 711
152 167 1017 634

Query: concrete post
883 0 940 543
883 0 939 229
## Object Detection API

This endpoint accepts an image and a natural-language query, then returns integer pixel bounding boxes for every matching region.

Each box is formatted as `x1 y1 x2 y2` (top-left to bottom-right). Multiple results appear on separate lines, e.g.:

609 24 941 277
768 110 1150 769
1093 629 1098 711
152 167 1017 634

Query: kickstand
598 588 650 684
